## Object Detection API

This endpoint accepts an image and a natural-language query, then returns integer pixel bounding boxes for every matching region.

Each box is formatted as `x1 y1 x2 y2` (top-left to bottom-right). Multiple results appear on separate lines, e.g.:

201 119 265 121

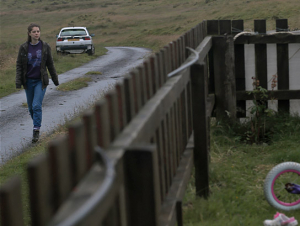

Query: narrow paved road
0 47 151 165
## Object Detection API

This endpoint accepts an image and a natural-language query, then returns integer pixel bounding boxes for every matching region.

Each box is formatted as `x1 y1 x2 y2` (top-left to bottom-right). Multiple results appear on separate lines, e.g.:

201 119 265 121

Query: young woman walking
16 23 59 143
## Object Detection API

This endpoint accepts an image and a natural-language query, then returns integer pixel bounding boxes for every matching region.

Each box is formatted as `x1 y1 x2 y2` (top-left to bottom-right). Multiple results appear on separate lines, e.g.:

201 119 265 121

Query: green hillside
0 0 299 97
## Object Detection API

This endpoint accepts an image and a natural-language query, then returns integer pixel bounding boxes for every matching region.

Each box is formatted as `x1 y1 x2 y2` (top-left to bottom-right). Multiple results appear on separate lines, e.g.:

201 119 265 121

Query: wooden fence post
105 90 120 141
232 19 246 117
0 176 24 226
206 20 218 96
68 120 86 185
94 98 111 149
27 154 54 226
213 35 237 122
191 63 210 198
48 134 73 209
219 20 231 35
83 109 97 168
124 74 136 123
254 20 268 89
124 145 161 226
276 19 290 113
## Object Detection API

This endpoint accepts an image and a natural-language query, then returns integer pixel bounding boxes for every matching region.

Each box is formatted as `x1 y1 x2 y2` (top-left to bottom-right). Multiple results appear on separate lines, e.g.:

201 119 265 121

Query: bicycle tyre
264 162 300 211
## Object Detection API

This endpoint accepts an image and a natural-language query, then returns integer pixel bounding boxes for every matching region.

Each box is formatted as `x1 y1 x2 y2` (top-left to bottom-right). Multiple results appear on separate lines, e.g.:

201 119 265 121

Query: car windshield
60 29 87 36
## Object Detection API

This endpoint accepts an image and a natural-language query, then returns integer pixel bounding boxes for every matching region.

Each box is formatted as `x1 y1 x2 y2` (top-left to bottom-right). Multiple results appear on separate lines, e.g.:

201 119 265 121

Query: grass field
1 0 300 97
1 0 300 225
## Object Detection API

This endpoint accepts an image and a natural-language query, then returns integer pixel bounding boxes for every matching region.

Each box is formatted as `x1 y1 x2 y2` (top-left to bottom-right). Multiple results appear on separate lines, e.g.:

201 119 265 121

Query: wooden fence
1 19 300 226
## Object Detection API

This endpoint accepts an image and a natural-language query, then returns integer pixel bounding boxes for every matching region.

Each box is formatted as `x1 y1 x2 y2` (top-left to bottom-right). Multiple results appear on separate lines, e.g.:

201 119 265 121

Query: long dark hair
27 23 41 43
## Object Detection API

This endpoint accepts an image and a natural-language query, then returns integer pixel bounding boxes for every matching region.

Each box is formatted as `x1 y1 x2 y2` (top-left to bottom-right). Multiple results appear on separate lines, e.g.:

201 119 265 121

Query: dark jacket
16 40 59 89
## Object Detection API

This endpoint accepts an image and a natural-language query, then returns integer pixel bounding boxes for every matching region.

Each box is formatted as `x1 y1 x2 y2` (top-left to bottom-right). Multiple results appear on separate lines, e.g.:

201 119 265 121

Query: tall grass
183 115 300 225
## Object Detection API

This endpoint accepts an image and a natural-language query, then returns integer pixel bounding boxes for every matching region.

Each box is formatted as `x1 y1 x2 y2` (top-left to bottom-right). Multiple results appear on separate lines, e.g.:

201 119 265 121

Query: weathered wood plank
27 154 54 226
156 122 167 201
68 121 86 185
174 101 181 167
162 116 172 190
181 88 188 149
186 82 193 135
178 95 184 156
208 50 215 96
233 20 246 117
206 20 219 35
178 37 183 66
0 176 24 226
169 42 175 71
48 134 73 209
130 69 142 113
144 60 153 100
174 39 179 68
234 33 300 44
156 52 163 88
159 49 167 85
137 65 147 106
124 74 136 123
94 98 111 149
115 81 127 130
207 94 215 116
277 19 290 113
191 27 196 49
170 106 177 175
158 142 194 226
163 45 171 80
184 32 189 59
83 109 97 168
194 36 212 63
191 63 210 198
106 90 121 140
232 19 244 35
124 145 161 226
254 20 268 90
219 20 232 35
212 36 236 121
150 55 159 94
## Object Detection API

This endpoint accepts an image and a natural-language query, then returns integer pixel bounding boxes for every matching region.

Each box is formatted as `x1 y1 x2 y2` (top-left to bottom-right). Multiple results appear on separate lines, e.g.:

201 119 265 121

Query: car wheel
87 45 95 56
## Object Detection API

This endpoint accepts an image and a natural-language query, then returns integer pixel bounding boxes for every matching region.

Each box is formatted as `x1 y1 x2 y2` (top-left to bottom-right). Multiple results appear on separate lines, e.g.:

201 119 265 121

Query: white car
56 27 95 55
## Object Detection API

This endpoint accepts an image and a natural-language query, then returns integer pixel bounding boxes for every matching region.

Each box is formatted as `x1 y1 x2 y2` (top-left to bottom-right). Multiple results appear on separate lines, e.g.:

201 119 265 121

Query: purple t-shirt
27 41 42 79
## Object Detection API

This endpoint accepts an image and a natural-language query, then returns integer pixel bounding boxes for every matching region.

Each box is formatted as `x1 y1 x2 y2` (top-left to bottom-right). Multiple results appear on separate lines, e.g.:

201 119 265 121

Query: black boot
32 130 40 143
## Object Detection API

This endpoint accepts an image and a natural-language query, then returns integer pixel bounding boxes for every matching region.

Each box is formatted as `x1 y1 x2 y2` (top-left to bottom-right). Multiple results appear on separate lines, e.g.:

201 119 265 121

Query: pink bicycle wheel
264 162 300 211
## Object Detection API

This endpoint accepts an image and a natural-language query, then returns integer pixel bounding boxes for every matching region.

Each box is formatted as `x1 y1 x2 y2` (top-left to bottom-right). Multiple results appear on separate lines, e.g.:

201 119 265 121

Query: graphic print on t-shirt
27 41 42 79
28 49 42 68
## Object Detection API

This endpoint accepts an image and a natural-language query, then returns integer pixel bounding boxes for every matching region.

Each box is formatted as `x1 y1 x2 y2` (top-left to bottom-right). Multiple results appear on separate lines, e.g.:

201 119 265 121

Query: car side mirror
91 34 95 37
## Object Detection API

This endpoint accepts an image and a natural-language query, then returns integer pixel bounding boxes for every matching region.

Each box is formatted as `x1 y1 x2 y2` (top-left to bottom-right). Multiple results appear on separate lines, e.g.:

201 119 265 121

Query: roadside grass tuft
85 71 102 75
56 77 92 91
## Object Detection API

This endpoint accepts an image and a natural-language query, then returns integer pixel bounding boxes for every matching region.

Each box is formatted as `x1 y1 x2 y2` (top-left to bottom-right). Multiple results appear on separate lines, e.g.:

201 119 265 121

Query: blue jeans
25 79 47 129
